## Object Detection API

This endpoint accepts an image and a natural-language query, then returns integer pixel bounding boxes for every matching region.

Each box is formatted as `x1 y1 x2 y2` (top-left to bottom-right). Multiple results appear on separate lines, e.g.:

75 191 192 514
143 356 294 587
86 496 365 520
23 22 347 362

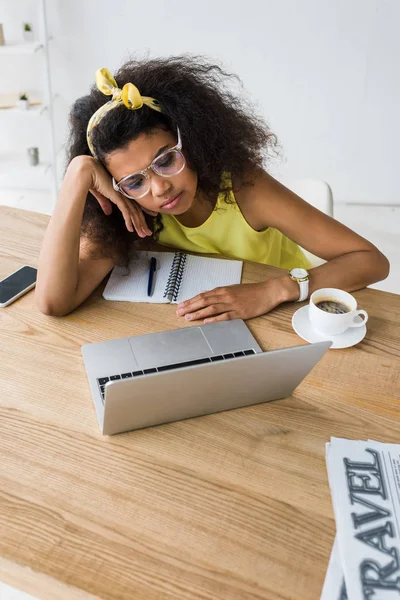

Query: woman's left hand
176 280 290 323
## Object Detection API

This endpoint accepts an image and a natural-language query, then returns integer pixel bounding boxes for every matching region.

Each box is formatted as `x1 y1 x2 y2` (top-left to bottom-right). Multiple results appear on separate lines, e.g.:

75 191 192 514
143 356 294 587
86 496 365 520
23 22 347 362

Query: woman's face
105 128 198 215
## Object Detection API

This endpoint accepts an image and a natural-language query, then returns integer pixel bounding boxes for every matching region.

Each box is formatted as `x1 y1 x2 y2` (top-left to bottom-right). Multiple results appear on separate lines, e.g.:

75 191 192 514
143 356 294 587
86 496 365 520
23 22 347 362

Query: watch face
291 268 308 278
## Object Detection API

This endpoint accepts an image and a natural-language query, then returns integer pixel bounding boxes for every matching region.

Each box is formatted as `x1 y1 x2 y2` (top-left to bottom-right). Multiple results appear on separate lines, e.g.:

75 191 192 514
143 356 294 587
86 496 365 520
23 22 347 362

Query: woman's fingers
90 188 132 233
89 189 113 215
90 167 155 237
90 187 152 237
176 291 222 315
182 303 229 321
106 192 136 233
127 202 152 237
117 200 135 232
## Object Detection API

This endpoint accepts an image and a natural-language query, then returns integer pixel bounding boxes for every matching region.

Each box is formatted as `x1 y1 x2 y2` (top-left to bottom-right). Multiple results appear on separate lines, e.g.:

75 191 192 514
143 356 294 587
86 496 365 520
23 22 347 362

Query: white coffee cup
309 288 368 336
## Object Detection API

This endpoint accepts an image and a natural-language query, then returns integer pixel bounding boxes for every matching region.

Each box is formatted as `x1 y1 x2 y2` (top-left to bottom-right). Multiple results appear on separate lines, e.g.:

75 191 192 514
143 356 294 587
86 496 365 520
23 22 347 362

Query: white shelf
2 1 58 205
0 105 47 116
0 42 43 55
0 158 52 190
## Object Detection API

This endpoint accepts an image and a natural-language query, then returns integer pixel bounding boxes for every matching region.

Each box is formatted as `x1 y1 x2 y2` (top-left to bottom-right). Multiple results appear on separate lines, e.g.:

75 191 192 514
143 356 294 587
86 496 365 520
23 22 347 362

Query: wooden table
1 205 399 600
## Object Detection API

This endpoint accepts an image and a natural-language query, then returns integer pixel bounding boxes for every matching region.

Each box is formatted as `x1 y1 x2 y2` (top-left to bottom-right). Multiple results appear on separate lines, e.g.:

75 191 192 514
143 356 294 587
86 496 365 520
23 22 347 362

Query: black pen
147 256 157 297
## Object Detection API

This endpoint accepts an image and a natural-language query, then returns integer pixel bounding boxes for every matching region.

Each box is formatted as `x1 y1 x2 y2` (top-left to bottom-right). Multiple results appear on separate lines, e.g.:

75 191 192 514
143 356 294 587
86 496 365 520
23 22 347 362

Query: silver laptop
81 319 331 435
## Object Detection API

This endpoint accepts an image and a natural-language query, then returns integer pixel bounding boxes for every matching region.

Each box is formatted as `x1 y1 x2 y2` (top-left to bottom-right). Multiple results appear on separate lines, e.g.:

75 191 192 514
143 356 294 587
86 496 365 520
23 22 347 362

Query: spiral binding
163 252 187 302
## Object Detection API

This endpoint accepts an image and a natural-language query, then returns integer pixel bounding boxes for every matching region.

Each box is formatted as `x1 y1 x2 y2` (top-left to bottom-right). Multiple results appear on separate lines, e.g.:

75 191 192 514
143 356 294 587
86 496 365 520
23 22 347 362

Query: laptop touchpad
129 327 212 370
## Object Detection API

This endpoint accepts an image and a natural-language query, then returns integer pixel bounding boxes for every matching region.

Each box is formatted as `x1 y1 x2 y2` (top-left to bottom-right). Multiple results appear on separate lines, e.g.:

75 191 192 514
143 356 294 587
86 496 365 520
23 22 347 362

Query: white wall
2 0 400 204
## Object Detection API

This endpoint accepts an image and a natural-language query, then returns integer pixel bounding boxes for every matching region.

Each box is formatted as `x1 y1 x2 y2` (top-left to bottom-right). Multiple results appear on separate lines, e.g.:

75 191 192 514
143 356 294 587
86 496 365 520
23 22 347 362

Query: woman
36 56 389 319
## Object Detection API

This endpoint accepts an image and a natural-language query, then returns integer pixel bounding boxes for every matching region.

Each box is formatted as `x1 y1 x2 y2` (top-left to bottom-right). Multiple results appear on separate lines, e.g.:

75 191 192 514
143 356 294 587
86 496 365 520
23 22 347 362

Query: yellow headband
86 67 162 156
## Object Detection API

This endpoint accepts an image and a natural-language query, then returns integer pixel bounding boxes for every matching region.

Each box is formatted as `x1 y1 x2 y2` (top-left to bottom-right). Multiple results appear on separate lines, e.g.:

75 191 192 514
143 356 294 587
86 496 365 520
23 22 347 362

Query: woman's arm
36 156 152 316
36 158 112 316
176 170 389 323
237 170 389 301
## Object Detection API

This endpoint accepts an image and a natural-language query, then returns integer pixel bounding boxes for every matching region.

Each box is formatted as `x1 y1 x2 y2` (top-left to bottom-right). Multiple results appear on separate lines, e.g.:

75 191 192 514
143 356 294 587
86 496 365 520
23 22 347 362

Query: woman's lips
160 192 183 211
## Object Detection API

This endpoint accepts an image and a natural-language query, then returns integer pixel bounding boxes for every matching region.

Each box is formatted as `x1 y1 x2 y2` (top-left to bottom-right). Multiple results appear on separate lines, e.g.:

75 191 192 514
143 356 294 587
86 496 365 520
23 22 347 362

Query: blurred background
0 0 399 294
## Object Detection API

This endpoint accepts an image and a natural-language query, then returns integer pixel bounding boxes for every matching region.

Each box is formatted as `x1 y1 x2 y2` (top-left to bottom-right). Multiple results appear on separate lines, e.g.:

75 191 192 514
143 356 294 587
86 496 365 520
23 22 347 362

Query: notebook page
102 251 176 303
175 255 243 303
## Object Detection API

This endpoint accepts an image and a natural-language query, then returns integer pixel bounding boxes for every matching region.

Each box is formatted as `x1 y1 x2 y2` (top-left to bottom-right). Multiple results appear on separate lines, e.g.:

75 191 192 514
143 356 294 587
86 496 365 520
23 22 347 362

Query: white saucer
292 305 367 349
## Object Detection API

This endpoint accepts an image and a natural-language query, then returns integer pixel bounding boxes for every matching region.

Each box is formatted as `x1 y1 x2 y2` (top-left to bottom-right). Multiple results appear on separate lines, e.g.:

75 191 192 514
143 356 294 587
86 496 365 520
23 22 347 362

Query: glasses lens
119 173 149 199
153 150 185 177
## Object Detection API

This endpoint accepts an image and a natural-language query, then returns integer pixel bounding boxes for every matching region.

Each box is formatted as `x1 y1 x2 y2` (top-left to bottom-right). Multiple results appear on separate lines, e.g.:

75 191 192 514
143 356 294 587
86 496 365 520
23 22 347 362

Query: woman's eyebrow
153 144 169 159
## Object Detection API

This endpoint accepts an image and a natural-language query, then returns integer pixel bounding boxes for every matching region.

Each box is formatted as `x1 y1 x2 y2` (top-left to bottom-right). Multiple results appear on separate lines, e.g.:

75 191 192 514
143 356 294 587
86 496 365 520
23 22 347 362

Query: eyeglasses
112 128 186 200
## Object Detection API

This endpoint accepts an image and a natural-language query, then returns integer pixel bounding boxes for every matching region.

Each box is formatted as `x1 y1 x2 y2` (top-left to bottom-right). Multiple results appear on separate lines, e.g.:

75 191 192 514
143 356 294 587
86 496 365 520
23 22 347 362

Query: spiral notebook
103 251 243 304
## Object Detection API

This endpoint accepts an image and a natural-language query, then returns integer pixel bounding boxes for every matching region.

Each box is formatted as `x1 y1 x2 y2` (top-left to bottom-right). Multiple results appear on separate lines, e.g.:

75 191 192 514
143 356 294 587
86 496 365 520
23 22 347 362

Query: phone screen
0 266 38 304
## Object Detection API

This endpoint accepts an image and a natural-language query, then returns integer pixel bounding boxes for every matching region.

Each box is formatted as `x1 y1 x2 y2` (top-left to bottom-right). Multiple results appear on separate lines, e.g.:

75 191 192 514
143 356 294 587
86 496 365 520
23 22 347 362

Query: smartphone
0 265 38 308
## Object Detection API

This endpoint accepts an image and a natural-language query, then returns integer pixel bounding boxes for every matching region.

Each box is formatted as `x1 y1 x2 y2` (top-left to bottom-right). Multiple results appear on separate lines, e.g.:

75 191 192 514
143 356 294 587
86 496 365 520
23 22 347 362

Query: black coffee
315 298 350 314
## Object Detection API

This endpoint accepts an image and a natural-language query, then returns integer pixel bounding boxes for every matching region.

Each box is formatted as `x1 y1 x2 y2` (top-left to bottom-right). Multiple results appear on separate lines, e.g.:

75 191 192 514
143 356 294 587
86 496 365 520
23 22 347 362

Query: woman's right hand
70 155 156 238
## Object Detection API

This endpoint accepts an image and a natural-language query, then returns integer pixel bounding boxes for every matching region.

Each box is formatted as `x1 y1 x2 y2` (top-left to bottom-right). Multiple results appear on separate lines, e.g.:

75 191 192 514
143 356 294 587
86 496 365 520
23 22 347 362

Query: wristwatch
289 268 309 302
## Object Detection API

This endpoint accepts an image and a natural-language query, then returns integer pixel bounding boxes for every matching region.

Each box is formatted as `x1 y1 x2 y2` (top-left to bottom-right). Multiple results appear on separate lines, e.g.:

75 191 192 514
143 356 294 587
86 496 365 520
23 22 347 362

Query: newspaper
320 537 348 600
321 437 400 600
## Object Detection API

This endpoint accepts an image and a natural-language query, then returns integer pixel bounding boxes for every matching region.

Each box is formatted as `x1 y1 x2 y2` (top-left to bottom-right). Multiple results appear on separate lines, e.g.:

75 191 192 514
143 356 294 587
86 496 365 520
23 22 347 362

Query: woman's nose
150 174 172 197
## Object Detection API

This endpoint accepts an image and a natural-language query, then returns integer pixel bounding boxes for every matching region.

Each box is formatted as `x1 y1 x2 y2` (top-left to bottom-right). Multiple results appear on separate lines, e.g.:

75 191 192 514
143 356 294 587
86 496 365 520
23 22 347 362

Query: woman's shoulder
232 168 281 230
232 167 283 198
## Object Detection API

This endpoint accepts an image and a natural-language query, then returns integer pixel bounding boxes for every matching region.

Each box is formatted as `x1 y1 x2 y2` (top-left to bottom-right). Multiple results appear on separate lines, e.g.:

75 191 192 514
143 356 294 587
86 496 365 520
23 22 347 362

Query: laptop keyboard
96 349 256 403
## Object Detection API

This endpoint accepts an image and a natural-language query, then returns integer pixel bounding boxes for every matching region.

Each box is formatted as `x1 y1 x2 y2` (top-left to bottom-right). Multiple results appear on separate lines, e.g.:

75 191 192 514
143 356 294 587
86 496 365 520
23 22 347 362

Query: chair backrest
280 178 334 267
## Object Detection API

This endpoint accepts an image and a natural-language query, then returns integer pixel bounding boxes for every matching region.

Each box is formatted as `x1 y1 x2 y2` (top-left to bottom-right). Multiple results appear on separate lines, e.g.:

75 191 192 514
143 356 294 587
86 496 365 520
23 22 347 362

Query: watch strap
289 269 309 302
297 278 309 302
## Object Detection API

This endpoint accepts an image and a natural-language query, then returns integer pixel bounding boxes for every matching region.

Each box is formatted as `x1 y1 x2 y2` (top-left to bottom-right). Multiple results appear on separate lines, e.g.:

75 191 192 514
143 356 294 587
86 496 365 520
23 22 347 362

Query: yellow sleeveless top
158 176 311 270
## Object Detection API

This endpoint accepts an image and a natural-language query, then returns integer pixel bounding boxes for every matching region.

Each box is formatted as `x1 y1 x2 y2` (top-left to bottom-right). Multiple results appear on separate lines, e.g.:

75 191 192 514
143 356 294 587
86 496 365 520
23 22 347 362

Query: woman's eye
157 153 174 168
126 176 144 190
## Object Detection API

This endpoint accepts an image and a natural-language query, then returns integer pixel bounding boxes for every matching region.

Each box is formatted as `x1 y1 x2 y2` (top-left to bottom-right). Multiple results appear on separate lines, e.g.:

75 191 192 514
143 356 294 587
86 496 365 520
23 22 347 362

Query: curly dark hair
67 54 277 265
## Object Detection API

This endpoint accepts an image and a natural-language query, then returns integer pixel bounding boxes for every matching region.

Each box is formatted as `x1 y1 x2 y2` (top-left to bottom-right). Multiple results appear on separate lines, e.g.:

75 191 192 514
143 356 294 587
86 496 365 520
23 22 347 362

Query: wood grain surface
0 206 399 600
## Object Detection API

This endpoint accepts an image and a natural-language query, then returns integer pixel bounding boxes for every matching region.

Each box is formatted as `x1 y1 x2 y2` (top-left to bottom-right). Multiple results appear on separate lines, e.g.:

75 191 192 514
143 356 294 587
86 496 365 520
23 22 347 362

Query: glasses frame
112 128 185 200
